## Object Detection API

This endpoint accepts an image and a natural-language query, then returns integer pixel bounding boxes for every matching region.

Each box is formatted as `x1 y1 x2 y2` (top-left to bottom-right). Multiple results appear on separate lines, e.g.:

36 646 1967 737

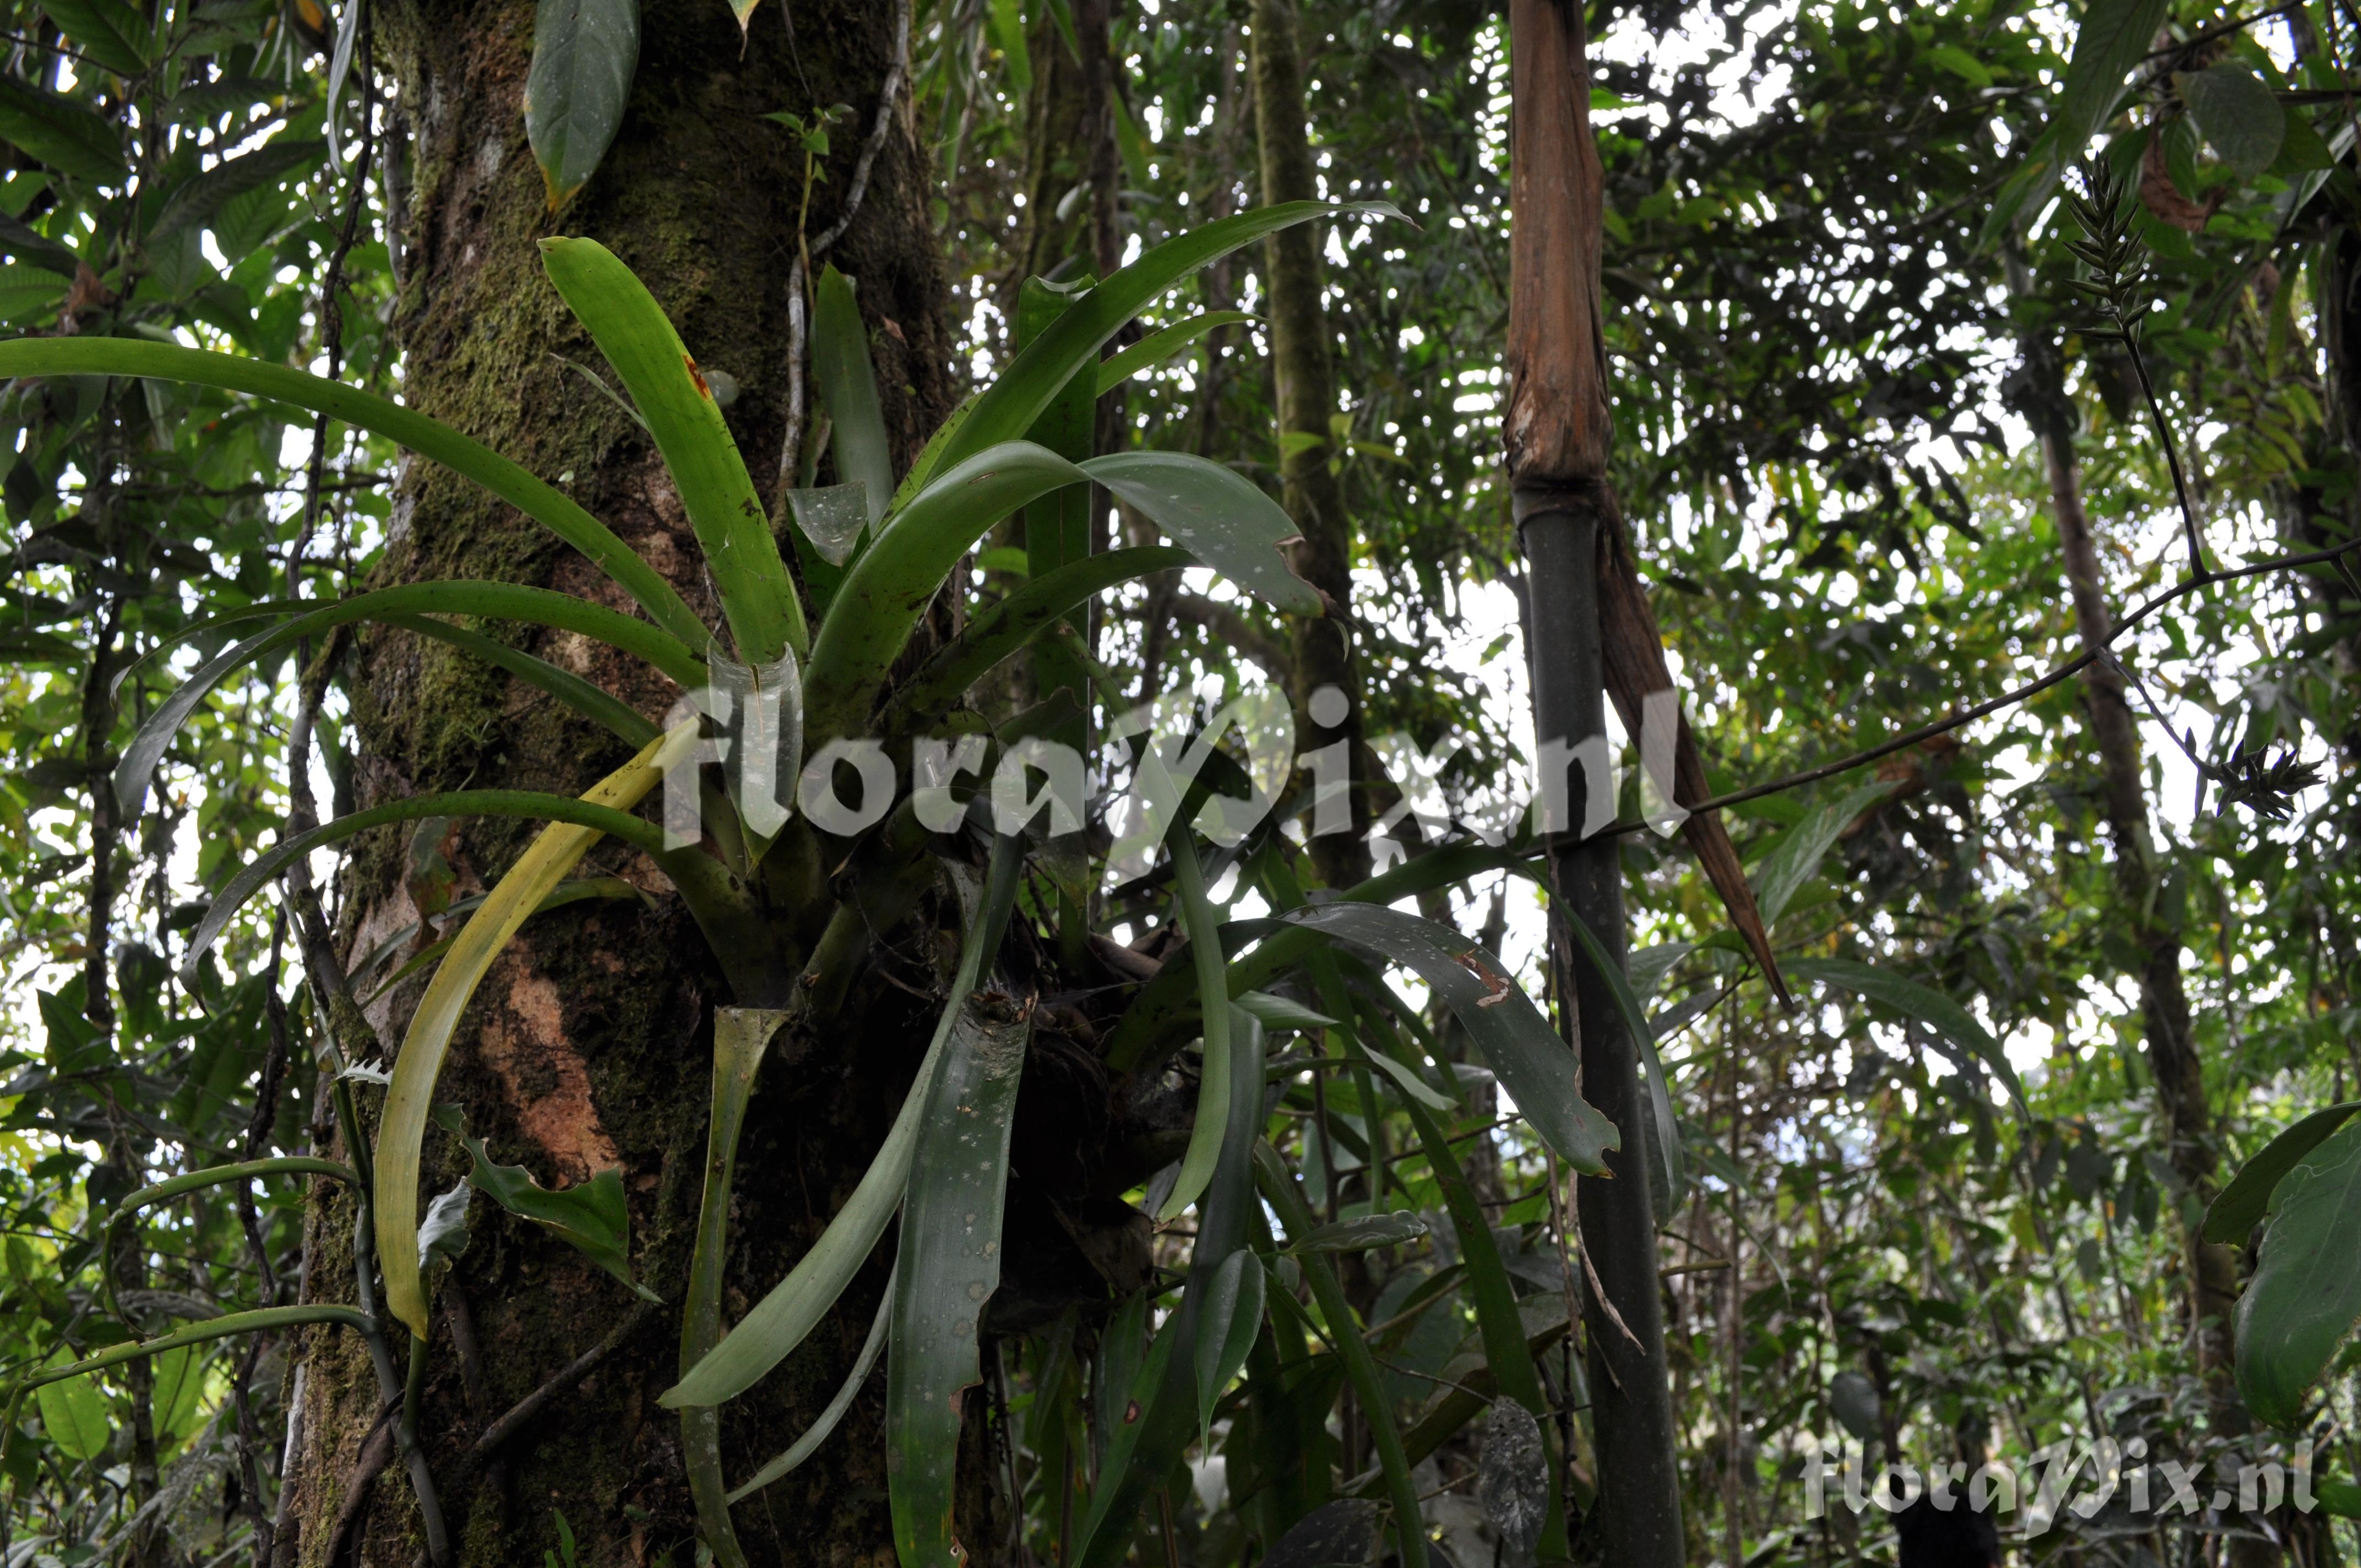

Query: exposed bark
2016 324 2244 1419
1251 0 1372 891
271 3 958 1564
1503 3 1684 1564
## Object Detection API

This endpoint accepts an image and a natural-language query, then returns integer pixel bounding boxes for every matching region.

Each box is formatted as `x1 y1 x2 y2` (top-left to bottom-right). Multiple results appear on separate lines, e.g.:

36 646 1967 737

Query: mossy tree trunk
270 4 956 1565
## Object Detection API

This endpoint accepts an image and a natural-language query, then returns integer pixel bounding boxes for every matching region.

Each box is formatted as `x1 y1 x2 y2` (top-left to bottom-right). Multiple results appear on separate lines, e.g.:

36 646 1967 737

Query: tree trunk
270 4 956 1564
2015 326 2245 1420
1503 2 1684 1564
1250 0 1372 891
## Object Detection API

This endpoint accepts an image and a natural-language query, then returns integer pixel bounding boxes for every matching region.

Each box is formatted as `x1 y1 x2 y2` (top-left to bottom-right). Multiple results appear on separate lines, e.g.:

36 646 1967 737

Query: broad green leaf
1276 903 1617 1176
1292 1210 1428 1254
0 77 128 184
34 1370 108 1461
886 545 1192 725
1086 451 1324 616
2182 62 2283 177
1097 310 1256 393
152 138 324 239
185 786 673 979
1787 956 2026 1112
1015 277 1096 750
0 264 68 324
938 202 1397 475
150 1345 208 1445
2205 1103 2361 1244
432 1104 649 1295
889 994 1031 1568
542 237 806 662
0 337 708 651
38 0 150 75
1750 777 1893 926
1194 1250 1265 1452
1160 836 1236 1220
377 727 695 1338
2318 1479 2361 1519
114 578 701 821
2236 1117 2361 1426
812 265 894 530
727 1270 891 1502
2057 0 2170 154
662 840 1024 1408
525 0 640 209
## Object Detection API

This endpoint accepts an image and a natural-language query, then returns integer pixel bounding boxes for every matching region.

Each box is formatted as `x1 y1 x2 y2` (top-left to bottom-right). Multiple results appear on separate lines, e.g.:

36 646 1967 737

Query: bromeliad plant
0 203 1627 1568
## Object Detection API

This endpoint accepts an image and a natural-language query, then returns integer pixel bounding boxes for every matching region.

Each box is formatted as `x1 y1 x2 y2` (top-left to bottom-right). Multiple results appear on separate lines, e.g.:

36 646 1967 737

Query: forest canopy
0 1 2357 1567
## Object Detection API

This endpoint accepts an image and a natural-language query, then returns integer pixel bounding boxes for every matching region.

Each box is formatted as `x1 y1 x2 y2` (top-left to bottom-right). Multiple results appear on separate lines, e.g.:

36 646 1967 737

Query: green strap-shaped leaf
1072 1016 1267 1568
1786 956 2027 1112
525 0 640 209
1252 1143 1429 1568
541 237 805 662
812 264 894 532
681 1008 788 1568
2235 1117 2361 1426
1553 899 1687 1221
661 838 1025 1408
16 1305 377 1395
1103 841 1531 1074
0 77 128 184
1193 1250 1265 1453
1097 311 1257 394
1161 834 1236 1220
727 1268 892 1503
937 202 1396 474
378 729 694 1339
376 612 660 747
807 442 1319 744
889 993 1032 1568
185 788 672 980
114 578 701 819
803 441 1089 744
2205 1102 2361 1245
1292 1211 1428 1254
0 337 708 651
1276 903 1617 1177
889 546 1193 725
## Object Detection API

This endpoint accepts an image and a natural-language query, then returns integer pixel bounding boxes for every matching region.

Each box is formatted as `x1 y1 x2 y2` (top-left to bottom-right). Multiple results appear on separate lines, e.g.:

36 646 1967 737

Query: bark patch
478 943 622 1181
